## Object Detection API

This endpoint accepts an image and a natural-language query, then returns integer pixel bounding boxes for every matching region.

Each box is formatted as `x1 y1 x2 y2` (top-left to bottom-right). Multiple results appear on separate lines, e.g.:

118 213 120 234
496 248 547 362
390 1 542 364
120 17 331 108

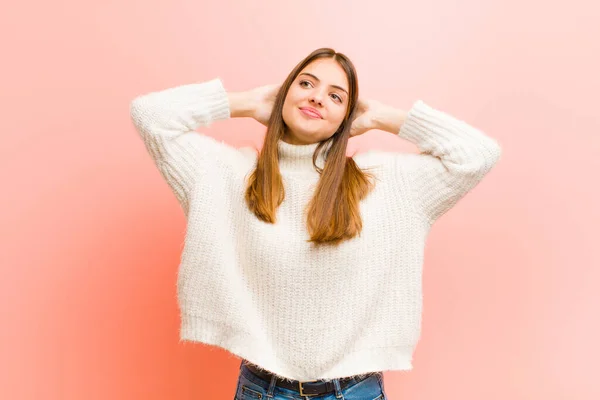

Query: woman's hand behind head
250 83 281 126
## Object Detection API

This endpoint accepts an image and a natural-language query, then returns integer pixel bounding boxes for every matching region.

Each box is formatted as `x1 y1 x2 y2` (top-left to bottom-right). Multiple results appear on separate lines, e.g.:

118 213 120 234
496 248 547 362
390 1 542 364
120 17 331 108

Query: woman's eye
299 80 342 103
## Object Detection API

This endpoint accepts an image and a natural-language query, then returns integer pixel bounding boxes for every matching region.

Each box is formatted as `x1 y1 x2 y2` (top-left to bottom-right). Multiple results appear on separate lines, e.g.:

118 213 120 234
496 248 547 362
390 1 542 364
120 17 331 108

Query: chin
283 130 314 145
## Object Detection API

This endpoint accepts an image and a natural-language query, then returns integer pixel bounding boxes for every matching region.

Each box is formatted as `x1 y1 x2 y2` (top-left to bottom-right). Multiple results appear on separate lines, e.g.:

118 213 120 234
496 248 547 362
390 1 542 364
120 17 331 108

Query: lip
299 107 322 119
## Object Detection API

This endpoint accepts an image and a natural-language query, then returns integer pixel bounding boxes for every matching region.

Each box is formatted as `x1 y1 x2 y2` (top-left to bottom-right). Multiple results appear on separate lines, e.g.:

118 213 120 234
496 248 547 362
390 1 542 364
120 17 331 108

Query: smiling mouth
299 108 322 119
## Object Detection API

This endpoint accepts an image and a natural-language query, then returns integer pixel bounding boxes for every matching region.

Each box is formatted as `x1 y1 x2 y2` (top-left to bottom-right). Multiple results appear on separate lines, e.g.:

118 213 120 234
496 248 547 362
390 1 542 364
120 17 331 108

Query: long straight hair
244 48 375 246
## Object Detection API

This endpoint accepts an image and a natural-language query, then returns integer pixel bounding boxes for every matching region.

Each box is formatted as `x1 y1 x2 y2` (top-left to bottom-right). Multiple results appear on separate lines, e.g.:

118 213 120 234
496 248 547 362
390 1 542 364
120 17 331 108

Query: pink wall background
1 1 598 399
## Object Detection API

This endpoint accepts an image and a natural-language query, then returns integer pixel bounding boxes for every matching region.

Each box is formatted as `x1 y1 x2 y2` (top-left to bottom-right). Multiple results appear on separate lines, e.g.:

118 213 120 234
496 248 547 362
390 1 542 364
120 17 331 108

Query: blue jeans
234 360 388 400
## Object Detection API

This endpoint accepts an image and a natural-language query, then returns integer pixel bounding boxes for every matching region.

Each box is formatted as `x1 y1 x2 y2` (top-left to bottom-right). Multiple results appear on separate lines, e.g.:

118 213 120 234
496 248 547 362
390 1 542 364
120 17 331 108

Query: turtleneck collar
277 139 331 174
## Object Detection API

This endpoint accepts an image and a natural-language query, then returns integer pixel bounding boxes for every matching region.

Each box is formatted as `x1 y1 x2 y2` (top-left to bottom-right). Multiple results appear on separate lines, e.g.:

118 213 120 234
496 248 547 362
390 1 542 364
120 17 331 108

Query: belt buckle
298 381 319 397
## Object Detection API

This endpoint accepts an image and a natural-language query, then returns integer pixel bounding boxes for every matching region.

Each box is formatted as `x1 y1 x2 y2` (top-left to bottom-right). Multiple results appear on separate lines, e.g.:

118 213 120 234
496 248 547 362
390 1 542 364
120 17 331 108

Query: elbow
129 96 145 121
456 136 503 178
473 136 502 177
485 137 502 167
457 124 503 175
129 95 154 132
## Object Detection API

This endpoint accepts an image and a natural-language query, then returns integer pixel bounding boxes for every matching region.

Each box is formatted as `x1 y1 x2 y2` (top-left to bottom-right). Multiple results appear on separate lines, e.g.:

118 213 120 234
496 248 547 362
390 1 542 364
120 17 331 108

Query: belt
244 362 371 397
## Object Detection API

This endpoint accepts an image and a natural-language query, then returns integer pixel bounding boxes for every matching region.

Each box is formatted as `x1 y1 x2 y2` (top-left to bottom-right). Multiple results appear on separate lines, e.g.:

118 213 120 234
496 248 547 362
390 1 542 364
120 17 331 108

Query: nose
309 88 325 106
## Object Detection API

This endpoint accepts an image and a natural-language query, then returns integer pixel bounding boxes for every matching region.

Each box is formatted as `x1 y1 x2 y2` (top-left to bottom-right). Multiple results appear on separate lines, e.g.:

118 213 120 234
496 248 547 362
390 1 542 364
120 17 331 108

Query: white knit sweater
129 78 501 382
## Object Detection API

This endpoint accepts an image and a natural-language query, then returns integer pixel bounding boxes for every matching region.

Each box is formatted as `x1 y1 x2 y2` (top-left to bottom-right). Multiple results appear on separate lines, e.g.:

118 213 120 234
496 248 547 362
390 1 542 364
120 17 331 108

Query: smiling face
281 57 350 145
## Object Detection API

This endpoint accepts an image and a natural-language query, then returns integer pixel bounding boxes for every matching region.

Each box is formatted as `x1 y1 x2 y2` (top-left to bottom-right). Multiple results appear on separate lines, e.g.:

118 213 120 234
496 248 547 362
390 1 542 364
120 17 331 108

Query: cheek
282 93 298 117
281 102 294 124
284 87 301 104
329 109 347 126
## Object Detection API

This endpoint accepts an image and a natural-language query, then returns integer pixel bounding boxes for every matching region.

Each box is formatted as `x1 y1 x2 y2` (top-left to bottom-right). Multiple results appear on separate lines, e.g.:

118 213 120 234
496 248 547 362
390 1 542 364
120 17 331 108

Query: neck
277 139 330 175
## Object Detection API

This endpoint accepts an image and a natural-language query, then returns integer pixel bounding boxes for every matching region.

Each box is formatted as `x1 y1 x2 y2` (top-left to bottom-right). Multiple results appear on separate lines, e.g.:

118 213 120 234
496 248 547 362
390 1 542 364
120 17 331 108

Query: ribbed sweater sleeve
129 78 231 215
396 100 502 226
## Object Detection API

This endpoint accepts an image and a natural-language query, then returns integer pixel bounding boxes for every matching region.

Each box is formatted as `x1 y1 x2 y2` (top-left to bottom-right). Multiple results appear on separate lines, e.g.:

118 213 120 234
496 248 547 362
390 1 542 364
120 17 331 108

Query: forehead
298 58 348 90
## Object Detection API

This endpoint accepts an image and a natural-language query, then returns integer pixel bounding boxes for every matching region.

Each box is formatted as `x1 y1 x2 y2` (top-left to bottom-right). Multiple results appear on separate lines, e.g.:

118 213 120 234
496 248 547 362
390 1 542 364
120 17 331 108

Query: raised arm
129 78 235 216
129 77 280 216
359 99 502 226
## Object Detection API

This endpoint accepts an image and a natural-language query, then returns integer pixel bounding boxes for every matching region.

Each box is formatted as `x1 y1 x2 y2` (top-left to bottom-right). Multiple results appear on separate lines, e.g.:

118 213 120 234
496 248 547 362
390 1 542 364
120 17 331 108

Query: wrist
227 92 256 119
374 106 408 135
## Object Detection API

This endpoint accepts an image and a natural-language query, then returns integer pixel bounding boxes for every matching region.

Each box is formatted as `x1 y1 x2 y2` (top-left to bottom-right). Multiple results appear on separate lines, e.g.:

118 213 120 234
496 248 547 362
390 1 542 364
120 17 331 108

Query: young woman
130 47 501 399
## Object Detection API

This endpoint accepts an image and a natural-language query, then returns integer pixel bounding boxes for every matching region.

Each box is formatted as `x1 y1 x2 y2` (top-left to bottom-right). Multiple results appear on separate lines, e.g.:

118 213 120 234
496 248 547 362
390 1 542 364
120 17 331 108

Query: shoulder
193 136 258 173
222 144 258 172
393 151 446 176
237 145 259 162
352 149 392 167
352 149 445 179
351 149 403 173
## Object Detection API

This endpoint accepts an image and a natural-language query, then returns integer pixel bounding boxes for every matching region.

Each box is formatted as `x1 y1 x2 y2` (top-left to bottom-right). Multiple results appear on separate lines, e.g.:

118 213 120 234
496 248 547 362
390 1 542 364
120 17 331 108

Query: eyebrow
298 72 349 96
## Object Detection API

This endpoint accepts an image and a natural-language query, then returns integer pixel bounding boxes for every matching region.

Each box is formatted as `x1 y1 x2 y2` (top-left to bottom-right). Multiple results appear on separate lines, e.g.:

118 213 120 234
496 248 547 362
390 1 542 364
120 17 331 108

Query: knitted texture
129 78 502 381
